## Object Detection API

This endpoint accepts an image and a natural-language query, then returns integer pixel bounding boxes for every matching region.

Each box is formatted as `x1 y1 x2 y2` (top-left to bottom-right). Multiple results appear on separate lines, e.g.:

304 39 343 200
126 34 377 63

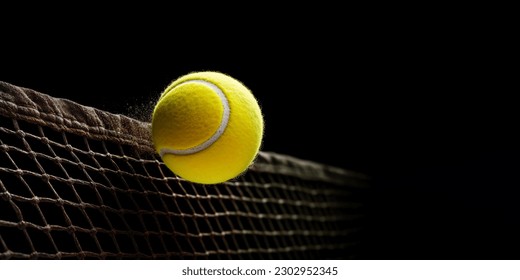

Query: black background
1 7 517 259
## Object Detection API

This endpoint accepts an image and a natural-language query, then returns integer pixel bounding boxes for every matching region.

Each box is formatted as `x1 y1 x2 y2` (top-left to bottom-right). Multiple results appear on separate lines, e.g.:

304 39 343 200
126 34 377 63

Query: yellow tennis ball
151 71 264 184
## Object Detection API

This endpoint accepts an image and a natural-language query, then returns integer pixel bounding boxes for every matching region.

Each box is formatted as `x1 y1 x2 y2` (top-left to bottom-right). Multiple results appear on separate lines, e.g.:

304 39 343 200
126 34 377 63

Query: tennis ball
151 71 264 184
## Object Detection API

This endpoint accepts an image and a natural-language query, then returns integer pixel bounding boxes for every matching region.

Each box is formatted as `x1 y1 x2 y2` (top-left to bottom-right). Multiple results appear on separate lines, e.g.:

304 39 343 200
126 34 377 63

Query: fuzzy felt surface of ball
152 71 264 184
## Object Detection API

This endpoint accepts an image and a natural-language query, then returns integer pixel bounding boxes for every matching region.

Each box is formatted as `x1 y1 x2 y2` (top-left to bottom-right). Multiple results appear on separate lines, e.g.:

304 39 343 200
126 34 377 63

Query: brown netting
0 81 369 259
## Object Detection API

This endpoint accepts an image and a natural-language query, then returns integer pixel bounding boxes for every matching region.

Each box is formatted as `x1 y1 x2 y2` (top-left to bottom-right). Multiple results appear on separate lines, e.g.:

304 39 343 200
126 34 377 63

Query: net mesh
0 81 369 259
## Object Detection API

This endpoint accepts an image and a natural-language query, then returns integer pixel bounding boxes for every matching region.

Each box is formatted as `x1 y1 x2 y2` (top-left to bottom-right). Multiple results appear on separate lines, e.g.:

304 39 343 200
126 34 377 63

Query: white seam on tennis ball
159 79 230 157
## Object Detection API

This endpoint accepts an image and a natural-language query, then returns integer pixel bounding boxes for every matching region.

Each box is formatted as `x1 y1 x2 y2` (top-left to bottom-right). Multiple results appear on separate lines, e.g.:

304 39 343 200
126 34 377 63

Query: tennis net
0 81 368 259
